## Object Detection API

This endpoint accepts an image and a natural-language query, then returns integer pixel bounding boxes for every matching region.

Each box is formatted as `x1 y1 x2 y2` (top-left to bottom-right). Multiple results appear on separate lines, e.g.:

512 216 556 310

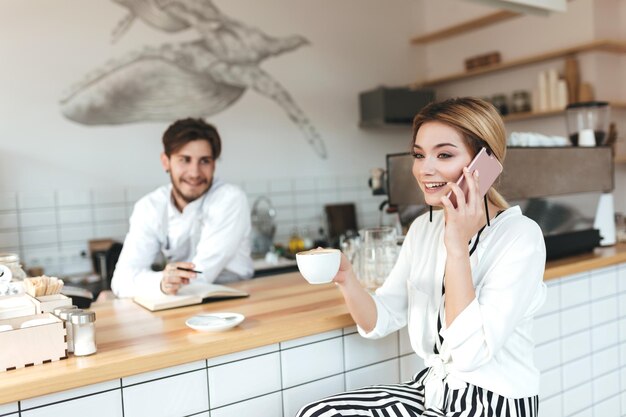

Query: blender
565 101 610 146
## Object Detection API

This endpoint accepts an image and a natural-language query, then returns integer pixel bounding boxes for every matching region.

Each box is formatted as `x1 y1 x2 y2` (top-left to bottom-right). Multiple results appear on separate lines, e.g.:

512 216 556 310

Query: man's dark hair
162 118 222 158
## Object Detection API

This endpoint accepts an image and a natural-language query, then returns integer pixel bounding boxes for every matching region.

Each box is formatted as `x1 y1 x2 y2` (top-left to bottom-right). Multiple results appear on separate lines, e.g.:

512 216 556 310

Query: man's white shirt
111 178 253 298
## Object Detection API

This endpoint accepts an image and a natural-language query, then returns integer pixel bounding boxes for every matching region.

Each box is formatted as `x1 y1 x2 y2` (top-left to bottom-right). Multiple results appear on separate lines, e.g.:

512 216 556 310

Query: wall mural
59 0 328 158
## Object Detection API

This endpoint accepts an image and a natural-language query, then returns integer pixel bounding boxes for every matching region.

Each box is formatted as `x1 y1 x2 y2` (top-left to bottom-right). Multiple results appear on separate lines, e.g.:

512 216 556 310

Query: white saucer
185 312 245 332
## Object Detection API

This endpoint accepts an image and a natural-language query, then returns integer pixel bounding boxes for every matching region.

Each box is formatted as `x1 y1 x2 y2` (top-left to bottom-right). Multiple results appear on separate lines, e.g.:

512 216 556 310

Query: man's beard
170 174 211 204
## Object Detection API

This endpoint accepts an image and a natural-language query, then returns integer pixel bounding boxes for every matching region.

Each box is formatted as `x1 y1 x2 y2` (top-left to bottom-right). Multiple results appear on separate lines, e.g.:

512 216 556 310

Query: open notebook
133 282 249 311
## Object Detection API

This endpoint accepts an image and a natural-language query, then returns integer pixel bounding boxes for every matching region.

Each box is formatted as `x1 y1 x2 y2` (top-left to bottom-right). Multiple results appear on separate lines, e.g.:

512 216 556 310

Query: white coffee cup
295 248 341 284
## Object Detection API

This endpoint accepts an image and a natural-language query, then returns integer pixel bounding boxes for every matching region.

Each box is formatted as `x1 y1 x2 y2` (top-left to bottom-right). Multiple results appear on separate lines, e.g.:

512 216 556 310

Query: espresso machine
385 146 615 260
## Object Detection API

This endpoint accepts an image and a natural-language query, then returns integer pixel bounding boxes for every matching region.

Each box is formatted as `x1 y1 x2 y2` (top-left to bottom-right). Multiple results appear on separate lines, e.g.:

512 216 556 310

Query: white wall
0 0 422 191
416 0 626 214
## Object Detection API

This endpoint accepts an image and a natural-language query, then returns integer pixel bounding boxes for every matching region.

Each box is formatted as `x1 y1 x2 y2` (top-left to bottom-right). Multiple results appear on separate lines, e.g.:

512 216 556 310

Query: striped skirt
296 368 539 417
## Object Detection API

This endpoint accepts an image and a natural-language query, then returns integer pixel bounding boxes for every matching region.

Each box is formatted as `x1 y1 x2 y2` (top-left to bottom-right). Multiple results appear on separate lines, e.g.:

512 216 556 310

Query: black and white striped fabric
296 215 539 417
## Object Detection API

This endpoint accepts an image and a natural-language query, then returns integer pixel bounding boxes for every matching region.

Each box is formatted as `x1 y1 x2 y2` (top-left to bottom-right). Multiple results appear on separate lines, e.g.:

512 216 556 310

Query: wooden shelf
415 39 626 87
501 101 626 123
615 154 626 164
410 10 519 44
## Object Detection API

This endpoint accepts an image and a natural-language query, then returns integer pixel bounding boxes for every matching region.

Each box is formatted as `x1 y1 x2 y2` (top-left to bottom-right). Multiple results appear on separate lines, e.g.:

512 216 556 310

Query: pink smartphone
447 147 503 207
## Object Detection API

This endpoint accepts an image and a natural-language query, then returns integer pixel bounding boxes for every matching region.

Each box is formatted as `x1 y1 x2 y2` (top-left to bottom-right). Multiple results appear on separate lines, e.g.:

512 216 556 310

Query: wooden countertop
1 242 626 404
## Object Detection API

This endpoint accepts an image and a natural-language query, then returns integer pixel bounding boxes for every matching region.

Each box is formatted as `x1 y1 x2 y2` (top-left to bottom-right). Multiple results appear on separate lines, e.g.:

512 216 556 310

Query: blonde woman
297 97 546 417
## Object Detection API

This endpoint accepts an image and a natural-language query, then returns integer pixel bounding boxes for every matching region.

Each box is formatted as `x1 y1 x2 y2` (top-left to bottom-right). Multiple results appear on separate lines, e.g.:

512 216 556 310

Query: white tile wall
345 358 400 390
3 175 381 275
208 352 282 408
21 391 123 417
122 369 209 417
211 391 283 417
0 402 18 415
21 380 120 410
122 359 205 386
343 332 398 370
281 337 344 388
282 374 344 417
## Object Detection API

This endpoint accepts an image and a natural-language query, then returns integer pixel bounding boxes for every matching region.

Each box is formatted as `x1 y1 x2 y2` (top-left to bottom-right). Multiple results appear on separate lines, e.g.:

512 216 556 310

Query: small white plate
185 312 245 332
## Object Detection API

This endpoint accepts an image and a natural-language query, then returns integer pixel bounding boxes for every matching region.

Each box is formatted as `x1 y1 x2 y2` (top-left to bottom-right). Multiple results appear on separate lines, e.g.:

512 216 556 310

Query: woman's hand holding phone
440 168 486 257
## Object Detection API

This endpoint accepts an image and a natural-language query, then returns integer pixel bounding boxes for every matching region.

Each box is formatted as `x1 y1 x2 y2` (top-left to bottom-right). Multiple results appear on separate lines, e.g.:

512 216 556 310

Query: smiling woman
297 98 546 417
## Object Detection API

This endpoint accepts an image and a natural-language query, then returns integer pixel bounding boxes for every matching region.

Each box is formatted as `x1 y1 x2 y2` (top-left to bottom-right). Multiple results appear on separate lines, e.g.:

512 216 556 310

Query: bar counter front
1 243 626 417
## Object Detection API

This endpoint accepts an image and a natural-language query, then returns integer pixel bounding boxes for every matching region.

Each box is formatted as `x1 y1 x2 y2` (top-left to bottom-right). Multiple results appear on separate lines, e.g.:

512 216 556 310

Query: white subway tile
534 312 560 344
293 178 316 192
207 344 278 367
92 189 125 205
269 194 294 208
60 225 94 243
0 402 18 415
58 208 93 225
0 192 17 210
592 346 619 377
18 191 55 210
561 330 591 363
94 206 127 222
539 395 561 417
590 266 617 300
618 264 626 292
274 206 296 223
562 382 592 416
591 297 618 325
123 369 208 417
561 274 590 308
316 177 339 191
21 390 122 417
293 192 317 207
620 317 626 342
593 395 621 417
19 210 56 228
318 191 340 206
21 380 120 410
0 231 19 248
244 180 269 195
295 205 322 220
0 213 17 229
561 304 590 336
622 390 626 417
400 353 424 382
21 228 57 246
125 186 154 204
211 391 282 417
534 339 560 371
57 190 91 207
343 326 357 335
62 261 92 276
280 329 342 349
592 370 620 403
338 189 359 203
620 292 626 317
540 367 562 398
208 352 281 408
536 282 560 316
568 406 592 417
591 322 619 351
282 374 344 417
269 179 293 193
122 360 205 386
94 222 128 240
345 359 399 390
563 356 591 390
344 332 398 370
22 246 59 268
282 338 343 388
339 176 363 189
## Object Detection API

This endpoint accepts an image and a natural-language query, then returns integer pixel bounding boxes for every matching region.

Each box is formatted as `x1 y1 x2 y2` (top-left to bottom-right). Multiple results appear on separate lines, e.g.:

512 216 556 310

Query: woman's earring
429 205 433 222
165 169 169 174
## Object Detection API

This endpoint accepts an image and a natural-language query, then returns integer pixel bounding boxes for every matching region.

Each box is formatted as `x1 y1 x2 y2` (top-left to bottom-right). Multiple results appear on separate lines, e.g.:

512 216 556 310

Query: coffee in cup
295 248 341 284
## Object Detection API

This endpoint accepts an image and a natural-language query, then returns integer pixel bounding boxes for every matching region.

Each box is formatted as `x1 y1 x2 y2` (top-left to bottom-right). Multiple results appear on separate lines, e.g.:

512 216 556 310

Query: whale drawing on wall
59 0 327 158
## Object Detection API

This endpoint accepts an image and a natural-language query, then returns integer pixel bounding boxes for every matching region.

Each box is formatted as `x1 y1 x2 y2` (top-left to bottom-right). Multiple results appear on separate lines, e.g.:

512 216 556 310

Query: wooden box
0 295 36 320
30 294 72 314
0 313 68 371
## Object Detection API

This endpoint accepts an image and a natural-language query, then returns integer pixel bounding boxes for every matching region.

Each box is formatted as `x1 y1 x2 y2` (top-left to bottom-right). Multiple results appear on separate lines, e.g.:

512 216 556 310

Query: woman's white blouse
359 206 547 400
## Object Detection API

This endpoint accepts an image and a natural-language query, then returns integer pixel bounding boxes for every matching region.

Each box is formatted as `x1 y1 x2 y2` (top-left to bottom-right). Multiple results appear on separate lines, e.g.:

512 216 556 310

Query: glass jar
58 308 83 353
0 253 27 296
71 311 97 356
357 227 399 290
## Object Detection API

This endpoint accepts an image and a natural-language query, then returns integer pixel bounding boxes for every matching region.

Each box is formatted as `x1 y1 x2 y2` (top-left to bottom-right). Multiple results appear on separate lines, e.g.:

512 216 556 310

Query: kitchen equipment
565 101 610 146
359 86 434 126
251 196 276 257
325 203 357 248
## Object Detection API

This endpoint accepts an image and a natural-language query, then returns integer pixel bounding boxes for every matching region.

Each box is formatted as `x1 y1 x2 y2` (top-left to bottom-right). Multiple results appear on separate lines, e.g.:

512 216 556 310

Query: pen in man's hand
177 267 203 274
